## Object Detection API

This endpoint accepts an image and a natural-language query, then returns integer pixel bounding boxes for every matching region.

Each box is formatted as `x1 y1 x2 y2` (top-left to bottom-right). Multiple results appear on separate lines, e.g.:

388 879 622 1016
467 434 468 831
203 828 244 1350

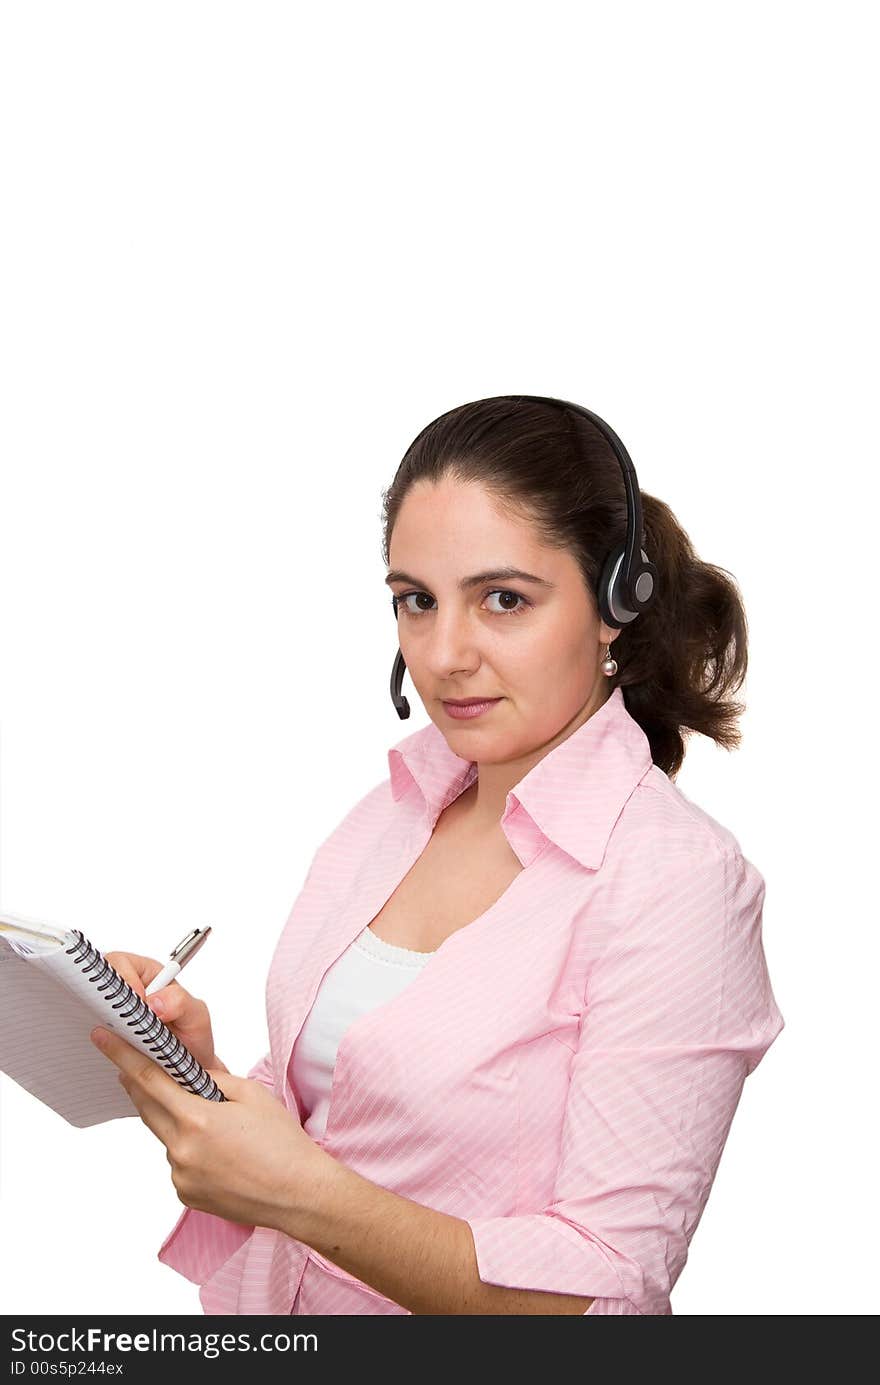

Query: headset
389 395 657 719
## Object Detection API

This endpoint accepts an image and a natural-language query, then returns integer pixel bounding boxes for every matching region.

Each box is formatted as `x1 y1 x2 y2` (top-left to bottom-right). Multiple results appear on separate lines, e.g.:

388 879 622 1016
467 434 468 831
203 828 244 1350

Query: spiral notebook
0 909 227 1128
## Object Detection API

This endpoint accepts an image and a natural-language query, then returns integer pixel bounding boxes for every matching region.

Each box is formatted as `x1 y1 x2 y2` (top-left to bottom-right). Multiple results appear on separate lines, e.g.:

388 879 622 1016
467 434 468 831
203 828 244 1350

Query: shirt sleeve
245 1048 275 1091
465 844 785 1315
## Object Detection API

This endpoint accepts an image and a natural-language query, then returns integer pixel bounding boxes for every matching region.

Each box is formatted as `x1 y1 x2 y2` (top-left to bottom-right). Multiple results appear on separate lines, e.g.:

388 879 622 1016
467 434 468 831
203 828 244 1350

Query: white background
1 1 875 1317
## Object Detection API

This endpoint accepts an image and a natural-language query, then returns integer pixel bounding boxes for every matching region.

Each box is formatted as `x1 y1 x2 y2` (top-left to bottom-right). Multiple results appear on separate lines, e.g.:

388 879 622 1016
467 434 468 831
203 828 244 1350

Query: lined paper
0 935 139 1127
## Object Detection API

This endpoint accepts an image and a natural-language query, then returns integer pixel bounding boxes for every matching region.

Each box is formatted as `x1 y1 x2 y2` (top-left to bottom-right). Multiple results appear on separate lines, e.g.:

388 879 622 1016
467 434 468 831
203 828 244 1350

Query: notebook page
0 936 137 1127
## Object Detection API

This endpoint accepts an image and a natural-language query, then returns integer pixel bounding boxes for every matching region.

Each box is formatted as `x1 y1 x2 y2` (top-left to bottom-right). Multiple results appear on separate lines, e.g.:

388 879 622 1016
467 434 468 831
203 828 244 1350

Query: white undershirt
288 924 435 1140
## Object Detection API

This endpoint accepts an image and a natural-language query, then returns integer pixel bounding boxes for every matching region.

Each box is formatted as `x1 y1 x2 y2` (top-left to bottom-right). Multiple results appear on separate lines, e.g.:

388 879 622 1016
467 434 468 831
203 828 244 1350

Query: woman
92 395 785 1315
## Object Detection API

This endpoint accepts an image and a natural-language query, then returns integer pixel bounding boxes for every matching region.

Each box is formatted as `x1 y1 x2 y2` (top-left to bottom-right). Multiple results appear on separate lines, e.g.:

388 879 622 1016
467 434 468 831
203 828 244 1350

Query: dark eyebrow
384 566 556 591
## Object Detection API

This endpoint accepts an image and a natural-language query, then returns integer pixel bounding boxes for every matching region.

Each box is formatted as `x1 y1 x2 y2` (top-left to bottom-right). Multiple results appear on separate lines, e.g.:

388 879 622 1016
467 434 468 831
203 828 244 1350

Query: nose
408 602 483 680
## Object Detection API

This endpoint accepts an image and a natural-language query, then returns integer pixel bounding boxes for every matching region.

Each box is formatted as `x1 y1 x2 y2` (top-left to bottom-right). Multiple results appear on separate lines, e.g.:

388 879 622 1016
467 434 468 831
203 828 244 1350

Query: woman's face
386 477 620 761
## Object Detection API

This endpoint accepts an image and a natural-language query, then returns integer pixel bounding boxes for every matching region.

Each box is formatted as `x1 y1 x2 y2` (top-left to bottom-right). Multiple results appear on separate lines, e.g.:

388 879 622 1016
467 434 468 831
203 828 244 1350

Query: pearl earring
601 643 618 677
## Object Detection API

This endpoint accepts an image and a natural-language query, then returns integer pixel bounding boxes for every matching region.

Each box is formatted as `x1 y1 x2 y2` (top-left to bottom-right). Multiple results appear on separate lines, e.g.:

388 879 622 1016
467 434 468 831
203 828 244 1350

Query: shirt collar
386 685 653 871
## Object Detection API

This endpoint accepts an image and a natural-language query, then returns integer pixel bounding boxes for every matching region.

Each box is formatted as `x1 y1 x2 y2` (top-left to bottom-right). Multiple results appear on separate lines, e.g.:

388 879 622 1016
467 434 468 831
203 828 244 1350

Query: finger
146 979 194 1022
90 1024 145 1071
115 1070 180 1147
129 1063 238 1149
95 1028 199 1147
105 952 174 1004
90 1026 186 1106
104 960 147 1004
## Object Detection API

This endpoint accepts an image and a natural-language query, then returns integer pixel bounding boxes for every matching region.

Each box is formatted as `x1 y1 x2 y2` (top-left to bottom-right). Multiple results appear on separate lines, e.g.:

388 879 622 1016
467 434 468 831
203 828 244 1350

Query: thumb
203 1066 248 1100
206 1066 280 1106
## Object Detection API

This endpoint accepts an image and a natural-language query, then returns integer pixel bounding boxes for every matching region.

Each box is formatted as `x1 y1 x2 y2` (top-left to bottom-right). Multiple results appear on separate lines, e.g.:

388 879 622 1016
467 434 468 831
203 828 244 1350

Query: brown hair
380 395 749 780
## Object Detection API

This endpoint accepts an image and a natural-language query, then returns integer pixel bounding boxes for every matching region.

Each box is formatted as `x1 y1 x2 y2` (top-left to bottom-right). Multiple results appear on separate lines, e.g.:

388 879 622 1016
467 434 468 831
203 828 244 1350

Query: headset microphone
389 395 657 719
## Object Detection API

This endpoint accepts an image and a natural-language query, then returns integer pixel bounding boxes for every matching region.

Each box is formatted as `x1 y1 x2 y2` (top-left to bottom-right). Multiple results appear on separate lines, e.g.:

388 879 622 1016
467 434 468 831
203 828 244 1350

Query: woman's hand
89 1023 332 1235
103 950 227 1074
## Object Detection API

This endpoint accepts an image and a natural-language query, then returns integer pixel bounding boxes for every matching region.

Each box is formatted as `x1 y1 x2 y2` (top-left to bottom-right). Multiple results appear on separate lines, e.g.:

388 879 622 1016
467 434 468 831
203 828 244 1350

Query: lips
441 698 501 706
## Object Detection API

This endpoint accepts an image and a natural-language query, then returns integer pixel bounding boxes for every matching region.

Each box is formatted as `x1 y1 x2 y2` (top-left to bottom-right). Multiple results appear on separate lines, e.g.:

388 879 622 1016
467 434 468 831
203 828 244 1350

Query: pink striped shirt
157 686 784 1314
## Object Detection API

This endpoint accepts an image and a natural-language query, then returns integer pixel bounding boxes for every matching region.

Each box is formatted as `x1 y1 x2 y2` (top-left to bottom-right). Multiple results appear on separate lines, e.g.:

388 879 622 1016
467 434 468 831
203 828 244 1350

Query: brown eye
396 592 436 615
395 589 531 617
485 590 529 615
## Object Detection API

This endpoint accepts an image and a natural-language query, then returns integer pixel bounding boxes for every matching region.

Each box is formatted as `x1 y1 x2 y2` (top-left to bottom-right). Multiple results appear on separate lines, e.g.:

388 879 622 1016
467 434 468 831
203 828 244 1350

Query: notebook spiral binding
66 929 227 1102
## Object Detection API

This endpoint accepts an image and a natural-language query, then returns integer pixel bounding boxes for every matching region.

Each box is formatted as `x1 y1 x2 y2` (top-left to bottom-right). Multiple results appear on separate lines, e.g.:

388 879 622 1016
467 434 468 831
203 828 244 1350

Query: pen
145 926 212 997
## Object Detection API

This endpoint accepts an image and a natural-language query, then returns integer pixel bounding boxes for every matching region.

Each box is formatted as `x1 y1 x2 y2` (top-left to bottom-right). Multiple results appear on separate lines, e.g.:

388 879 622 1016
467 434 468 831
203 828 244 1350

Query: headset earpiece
597 544 657 628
